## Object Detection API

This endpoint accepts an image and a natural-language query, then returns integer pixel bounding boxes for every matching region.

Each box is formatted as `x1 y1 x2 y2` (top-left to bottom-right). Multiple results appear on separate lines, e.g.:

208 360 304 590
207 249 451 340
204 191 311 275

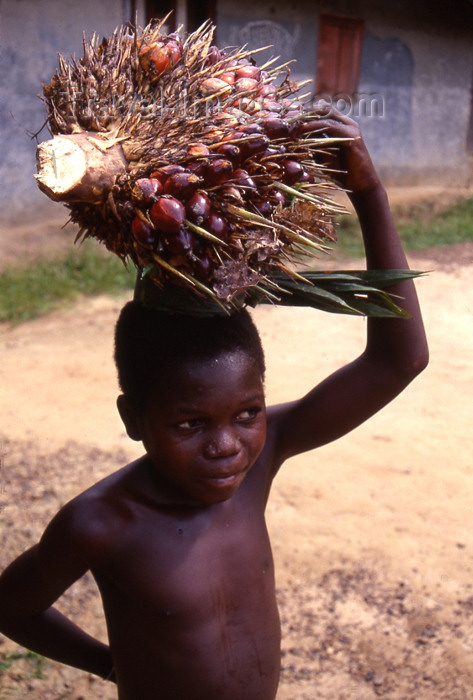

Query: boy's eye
237 407 261 421
175 419 202 430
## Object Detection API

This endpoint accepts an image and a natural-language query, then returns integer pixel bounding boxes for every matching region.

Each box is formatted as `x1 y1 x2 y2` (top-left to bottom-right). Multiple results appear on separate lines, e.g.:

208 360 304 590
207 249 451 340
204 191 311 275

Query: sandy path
1 246 473 699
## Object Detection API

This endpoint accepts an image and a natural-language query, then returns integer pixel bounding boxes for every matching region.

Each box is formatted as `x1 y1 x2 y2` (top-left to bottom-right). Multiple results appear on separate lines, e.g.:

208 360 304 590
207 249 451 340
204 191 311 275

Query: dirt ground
1 190 473 699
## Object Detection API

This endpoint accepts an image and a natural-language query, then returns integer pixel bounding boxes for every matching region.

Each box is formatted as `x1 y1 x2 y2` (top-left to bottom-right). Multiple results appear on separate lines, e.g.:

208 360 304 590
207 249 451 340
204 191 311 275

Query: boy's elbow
411 335 429 375
413 346 429 375
397 344 429 387
370 342 429 395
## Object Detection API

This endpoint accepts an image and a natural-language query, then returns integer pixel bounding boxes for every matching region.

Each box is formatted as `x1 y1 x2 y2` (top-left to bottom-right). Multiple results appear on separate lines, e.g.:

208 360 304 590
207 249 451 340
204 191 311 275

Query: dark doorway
315 14 364 97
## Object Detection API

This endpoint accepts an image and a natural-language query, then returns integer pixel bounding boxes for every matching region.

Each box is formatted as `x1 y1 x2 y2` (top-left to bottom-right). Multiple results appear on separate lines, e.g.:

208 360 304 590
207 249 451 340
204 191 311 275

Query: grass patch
0 241 135 323
0 649 46 678
334 196 473 259
0 649 47 698
1 196 473 324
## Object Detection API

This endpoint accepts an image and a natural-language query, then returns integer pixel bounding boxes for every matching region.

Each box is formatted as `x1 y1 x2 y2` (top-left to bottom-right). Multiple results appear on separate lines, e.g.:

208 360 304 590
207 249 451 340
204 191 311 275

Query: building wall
0 0 140 227
1 0 472 231
216 0 473 185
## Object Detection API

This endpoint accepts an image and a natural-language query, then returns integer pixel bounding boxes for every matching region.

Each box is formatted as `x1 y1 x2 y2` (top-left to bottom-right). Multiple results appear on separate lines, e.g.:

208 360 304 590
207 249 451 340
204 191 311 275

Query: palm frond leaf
135 268 424 318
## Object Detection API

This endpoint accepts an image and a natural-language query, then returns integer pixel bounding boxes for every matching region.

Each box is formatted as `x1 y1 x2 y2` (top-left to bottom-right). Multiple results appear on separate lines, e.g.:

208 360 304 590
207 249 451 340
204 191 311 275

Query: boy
0 109 428 699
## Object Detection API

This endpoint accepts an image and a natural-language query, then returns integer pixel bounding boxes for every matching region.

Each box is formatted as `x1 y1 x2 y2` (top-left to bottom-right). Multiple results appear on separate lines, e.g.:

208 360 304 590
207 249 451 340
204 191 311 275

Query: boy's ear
117 395 142 442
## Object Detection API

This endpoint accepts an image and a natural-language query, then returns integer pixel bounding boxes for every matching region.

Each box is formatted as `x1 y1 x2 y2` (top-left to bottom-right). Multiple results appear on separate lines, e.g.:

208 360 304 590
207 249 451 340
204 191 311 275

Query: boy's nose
204 428 241 458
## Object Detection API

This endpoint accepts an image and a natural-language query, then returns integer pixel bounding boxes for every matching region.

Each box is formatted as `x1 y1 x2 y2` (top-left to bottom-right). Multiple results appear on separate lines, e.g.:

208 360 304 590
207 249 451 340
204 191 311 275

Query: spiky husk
39 18 417 316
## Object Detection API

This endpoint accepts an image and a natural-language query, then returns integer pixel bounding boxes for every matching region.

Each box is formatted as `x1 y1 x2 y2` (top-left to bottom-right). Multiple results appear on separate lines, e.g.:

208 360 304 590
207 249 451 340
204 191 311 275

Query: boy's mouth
199 467 247 489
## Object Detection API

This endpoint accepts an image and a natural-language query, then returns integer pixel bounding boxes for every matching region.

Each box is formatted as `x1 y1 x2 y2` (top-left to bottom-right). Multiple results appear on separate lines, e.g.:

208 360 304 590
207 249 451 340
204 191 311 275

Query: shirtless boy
0 109 428 699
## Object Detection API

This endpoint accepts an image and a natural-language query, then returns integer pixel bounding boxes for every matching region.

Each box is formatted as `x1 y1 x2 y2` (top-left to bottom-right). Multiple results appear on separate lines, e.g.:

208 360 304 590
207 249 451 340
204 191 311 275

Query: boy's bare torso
81 442 281 700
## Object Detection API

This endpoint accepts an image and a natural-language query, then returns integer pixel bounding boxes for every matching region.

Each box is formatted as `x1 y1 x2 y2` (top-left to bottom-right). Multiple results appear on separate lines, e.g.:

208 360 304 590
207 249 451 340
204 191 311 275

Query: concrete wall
215 0 473 185
0 0 141 228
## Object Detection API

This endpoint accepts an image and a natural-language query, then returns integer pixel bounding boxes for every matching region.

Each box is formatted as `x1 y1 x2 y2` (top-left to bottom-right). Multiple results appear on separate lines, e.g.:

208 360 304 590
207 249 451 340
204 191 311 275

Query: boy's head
114 301 267 504
114 301 265 414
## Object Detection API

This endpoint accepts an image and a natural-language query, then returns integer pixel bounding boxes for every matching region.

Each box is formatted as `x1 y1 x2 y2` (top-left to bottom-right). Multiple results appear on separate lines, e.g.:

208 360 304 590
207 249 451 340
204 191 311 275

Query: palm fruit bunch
35 17 415 317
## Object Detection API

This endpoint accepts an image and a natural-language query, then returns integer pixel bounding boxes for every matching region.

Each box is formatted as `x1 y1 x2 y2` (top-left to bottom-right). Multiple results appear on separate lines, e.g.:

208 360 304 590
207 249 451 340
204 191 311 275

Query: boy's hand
311 102 381 196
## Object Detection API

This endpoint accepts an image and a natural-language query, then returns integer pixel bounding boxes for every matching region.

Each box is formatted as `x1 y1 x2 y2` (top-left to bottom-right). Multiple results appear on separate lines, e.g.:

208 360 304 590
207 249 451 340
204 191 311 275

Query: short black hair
114 301 265 412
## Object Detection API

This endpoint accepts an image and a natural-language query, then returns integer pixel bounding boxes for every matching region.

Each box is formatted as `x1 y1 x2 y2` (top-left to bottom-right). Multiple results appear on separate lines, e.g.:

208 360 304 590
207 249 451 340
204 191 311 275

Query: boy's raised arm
0 502 114 681
269 107 429 465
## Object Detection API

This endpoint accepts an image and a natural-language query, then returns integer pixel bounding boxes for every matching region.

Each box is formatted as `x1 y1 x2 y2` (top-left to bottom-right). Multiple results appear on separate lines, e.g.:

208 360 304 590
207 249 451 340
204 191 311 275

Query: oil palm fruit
35 16 417 317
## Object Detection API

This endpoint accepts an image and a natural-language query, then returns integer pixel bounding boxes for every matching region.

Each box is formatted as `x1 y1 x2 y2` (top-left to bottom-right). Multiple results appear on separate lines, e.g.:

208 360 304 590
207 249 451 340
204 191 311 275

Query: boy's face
123 350 266 506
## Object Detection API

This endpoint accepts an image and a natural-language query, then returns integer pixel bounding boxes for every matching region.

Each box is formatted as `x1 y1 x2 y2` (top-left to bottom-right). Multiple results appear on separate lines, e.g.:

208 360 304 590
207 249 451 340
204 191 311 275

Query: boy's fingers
312 100 356 124
311 100 360 136
312 99 333 117
310 118 356 141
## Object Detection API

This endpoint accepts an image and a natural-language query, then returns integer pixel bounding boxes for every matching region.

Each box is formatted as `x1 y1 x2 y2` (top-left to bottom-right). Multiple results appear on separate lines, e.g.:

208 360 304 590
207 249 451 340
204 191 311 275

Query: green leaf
134 267 424 318
247 269 424 317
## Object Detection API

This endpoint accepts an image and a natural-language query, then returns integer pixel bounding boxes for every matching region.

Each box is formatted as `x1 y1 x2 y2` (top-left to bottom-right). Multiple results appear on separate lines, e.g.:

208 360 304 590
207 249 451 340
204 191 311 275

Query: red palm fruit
148 44 173 75
205 210 228 240
205 158 233 186
238 134 269 161
235 77 259 92
222 128 244 142
218 110 243 126
138 44 152 70
282 159 305 184
206 45 222 65
146 38 181 76
216 142 241 165
192 252 214 280
287 121 301 138
200 77 233 95
166 40 182 65
185 191 211 224
164 227 195 255
299 170 314 183
272 189 288 206
261 117 289 139
254 199 273 216
220 71 236 85
163 172 202 200
235 64 261 80
186 159 208 178
220 186 244 203
240 123 264 135
149 195 186 233
131 178 163 207
157 164 186 177
187 143 210 157
232 168 257 190
284 109 301 120
259 83 277 96
131 215 156 248
150 164 185 188
237 97 261 114
262 98 282 113
261 144 286 159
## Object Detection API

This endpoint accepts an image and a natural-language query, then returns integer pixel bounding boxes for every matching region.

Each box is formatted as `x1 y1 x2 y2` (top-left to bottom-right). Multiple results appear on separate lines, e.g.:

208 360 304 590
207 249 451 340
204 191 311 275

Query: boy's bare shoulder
44 458 146 565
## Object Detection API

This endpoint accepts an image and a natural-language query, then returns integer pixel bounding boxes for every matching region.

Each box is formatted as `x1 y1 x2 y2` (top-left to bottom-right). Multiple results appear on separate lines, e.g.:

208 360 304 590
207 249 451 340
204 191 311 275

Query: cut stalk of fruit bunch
35 16 422 316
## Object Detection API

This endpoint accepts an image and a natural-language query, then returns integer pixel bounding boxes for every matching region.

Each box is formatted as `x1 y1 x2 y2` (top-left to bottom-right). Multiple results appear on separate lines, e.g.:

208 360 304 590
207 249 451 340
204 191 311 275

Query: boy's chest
96 496 274 626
